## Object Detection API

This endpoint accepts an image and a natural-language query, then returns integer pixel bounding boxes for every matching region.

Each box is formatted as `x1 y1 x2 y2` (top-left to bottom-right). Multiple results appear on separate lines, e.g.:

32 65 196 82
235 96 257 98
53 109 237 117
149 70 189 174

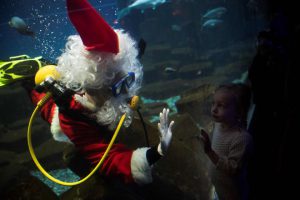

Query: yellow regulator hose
27 92 126 186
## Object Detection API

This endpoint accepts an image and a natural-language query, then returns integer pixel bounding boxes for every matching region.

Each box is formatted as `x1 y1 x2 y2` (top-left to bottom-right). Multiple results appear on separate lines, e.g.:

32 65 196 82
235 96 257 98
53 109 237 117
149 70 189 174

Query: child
200 83 253 200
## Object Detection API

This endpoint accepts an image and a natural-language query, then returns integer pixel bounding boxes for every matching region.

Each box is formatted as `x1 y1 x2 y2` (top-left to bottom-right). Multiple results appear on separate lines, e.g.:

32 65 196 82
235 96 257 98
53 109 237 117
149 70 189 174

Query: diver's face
110 72 135 97
85 70 136 108
211 90 237 125
85 88 110 107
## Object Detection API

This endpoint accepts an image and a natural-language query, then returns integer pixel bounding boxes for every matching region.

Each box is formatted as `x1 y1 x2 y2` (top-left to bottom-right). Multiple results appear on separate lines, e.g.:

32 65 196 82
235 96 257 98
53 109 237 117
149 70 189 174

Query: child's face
211 90 237 125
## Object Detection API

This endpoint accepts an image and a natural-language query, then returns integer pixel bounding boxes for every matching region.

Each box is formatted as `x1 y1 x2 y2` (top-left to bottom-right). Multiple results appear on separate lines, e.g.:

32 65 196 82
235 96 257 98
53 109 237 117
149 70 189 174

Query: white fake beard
93 98 133 131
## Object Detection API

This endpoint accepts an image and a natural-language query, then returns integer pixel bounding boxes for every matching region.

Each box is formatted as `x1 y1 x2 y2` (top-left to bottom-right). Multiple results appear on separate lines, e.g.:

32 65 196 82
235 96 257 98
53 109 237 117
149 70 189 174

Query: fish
117 0 169 20
8 16 35 37
171 24 182 32
164 67 177 73
202 7 227 20
201 19 223 29
196 70 202 76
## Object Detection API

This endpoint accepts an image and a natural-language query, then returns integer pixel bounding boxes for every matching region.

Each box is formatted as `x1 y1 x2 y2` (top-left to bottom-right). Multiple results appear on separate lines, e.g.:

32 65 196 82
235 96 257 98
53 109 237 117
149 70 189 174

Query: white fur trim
157 143 164 156
131 147 152 185
50 106 72 143
74 94 97 111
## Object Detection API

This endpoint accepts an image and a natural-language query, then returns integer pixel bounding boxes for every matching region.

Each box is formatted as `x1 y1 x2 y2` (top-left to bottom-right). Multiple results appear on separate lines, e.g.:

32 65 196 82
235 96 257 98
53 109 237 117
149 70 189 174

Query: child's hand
200 129 212 154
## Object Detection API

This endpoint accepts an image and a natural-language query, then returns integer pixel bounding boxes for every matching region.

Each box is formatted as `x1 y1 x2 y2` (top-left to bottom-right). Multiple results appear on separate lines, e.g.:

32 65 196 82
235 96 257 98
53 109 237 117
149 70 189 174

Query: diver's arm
24 87 56 124
131 108 174 185
144 108 174 165
146 145 162 165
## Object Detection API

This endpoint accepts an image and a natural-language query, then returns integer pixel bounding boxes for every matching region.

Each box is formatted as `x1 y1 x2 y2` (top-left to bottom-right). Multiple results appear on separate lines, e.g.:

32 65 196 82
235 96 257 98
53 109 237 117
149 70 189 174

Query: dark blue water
0 0 119 63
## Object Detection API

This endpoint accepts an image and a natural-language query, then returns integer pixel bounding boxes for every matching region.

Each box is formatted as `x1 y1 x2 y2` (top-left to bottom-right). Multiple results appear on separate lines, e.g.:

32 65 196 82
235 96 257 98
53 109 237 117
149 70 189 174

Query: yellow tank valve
129 95 139 110
35 65 60 85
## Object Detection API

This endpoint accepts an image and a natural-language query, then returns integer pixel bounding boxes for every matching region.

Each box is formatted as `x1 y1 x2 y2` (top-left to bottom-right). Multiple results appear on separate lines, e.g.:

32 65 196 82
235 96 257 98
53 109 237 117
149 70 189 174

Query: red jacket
30 89 152 185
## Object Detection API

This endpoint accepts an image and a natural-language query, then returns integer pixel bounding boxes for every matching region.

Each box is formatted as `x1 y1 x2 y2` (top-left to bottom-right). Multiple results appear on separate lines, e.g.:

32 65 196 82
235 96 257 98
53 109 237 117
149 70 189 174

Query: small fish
164 67 177 73
196 70 202 76
201 19 223 29
117 0 169 20
171 24 182 32
8 16 35 37
202 7 227 20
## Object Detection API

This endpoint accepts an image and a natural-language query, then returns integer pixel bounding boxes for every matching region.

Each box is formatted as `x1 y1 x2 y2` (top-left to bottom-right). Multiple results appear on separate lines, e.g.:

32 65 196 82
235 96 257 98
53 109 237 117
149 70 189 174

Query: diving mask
111 72 135 97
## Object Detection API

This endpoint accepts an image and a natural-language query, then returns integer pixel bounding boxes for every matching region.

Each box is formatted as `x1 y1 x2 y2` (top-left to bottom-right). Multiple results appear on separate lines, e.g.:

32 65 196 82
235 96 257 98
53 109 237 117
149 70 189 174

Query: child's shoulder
233 129 253 144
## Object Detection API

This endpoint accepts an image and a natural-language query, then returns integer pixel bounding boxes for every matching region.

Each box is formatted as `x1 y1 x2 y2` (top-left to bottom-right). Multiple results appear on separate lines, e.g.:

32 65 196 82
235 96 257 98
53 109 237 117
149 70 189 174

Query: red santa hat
66 0 119 54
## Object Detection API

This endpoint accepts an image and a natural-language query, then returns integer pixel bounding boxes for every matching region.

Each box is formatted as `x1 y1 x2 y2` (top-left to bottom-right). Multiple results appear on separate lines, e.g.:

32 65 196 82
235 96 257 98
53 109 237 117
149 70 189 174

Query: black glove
146 146 162 166
35 77 74 109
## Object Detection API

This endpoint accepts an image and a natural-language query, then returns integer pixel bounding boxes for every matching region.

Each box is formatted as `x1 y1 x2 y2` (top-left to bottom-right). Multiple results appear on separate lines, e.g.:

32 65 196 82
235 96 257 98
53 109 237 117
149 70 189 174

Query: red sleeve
30 90 85 124
30 90 56 124
58 110 134 183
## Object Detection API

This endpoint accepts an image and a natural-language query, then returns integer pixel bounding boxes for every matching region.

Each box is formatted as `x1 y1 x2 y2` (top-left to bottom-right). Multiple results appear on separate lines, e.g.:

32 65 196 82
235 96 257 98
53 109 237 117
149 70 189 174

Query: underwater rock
178 62 213 79
153 113 212 200
60 176 106 200
1 173 58 199
0 118 69 194
0 119 45 143
0 150 17 169
141 101 169 119
142 63 162 84
145 43 172 59
0 158 25 190
176 84 216 129
140 79 191 99
213 60 247 82
140 18 169 44
0 84 34 124
120 115 212 200
170 47 194 60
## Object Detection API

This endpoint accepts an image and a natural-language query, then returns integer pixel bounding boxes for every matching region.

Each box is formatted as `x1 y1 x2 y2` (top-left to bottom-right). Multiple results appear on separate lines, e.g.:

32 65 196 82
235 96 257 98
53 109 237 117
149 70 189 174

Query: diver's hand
199 129 212 154
157 108 174 156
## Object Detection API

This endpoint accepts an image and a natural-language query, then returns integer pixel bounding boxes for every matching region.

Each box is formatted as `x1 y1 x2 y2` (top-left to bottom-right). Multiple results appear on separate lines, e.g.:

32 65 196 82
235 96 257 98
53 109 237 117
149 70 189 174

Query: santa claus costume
28 0 174 185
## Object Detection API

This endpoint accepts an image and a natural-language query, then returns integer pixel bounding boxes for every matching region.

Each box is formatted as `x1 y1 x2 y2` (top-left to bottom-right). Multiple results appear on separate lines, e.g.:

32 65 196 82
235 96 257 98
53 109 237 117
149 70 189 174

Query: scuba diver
1 0 174 186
